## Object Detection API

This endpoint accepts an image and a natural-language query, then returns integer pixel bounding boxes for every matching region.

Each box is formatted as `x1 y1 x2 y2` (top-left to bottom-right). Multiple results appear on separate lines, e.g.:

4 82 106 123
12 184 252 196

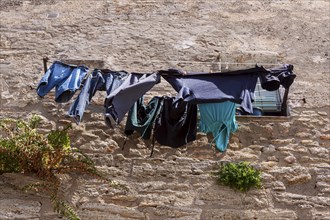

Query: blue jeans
36 61 89 103
68 69 128 124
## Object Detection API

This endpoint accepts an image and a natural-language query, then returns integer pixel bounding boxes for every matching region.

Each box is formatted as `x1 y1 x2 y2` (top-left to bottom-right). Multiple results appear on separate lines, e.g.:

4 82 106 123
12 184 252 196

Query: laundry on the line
37 61 89 103
161 67 260 114
68 70 104 123
104 72 161 127
266 64 295 89
154 96 198 148
198 101 238 152
125 96 163 140
36 60 296 152
68 69 128 124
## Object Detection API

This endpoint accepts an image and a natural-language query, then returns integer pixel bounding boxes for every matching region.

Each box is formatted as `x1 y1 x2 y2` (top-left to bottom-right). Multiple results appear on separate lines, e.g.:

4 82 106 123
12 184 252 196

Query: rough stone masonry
0 0 329 219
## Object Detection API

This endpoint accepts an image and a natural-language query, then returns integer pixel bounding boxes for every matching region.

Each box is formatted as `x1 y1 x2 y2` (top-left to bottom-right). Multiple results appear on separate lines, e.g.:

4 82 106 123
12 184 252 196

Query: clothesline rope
117 60 281 66
42 57 282 67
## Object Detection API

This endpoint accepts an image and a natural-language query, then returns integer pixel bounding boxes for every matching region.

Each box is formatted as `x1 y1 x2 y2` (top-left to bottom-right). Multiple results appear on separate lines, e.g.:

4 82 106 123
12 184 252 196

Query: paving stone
201 208 297 220
284 155 297 164
320 134 330 140
80 203 145 219
0 199 41 219
262 144 276 153
309 147 329 158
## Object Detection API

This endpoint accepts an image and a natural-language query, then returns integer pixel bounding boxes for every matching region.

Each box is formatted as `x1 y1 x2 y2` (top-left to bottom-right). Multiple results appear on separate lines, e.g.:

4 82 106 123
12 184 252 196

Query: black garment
125 96 163 139
268 64 296 89
154 97 197 148
104 73 161 127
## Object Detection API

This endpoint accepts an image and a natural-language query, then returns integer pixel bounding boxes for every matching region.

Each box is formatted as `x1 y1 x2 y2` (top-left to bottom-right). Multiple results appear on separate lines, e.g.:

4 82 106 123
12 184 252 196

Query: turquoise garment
125 96 163 139
198 101 238 151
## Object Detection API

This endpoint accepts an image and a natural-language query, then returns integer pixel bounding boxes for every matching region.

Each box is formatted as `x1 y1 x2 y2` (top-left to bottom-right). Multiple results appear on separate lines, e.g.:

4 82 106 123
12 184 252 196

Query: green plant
0 115 125 219
23 182 80 220
51 194 81 220
215 162 262 192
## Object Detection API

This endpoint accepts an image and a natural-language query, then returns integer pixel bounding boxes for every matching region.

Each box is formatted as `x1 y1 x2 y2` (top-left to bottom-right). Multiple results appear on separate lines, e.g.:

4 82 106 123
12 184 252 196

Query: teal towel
198 101 238 151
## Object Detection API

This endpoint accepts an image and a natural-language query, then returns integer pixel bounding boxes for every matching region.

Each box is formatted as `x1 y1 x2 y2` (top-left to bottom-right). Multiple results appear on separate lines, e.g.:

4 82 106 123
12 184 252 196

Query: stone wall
0 1 329 219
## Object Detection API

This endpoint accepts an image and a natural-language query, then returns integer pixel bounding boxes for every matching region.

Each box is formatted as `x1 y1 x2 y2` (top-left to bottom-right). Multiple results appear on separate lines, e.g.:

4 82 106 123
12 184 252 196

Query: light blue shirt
198 101 238 151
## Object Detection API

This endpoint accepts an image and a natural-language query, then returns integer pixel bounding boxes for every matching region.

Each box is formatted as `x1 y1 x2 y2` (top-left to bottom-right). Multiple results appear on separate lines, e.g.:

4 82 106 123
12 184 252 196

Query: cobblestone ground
0 1 329 219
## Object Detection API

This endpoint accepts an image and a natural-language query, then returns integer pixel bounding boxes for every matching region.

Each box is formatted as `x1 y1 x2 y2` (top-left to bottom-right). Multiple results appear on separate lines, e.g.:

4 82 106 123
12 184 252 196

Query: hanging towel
198 101 238 152
154 97 197 148
161 67 261 114
125 96 163 139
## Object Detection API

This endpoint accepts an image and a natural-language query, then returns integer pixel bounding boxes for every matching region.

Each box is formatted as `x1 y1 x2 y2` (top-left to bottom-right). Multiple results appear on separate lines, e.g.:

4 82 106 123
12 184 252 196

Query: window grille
253 80 282 114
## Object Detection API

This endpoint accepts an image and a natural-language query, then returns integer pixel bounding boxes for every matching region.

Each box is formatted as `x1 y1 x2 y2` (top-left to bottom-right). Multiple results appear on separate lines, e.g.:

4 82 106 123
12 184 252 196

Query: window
237 80 289 117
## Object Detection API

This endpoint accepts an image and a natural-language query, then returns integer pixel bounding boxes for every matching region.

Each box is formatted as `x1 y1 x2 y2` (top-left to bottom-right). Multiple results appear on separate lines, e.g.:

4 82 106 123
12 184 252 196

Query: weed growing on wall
0 115 126 220
215 162 262 193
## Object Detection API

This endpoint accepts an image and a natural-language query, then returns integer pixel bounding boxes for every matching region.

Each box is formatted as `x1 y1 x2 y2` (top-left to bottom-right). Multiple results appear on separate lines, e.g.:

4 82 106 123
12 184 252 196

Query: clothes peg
43 57 49 73
219 58 222 72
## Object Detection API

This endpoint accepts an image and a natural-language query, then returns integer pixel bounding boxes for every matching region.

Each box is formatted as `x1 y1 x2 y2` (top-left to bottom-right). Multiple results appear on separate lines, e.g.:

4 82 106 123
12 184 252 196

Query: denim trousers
37 61 89 103
68 69 128 124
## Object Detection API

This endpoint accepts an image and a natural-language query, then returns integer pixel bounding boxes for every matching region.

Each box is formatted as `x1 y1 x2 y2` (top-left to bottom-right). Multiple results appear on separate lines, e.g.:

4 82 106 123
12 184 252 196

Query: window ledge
236 115 291 122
